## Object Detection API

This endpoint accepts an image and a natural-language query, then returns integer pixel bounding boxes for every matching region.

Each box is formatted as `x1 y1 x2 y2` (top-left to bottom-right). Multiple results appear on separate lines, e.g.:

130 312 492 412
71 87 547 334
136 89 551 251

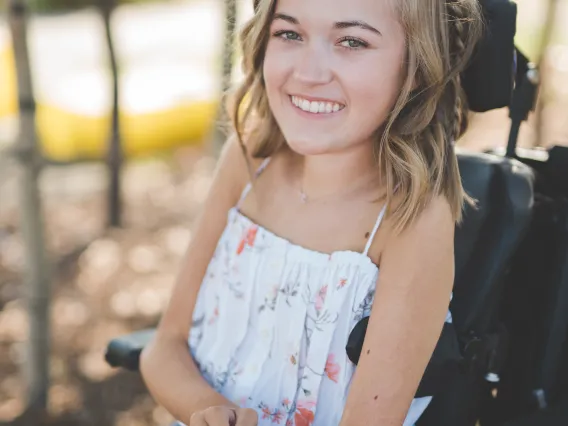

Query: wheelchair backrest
453 150 534 336
417 151 534 426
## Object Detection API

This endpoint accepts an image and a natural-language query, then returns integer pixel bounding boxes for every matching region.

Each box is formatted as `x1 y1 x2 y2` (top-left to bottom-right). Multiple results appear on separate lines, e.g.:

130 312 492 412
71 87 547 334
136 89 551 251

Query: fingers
190 406 236 426
235 408 259 426
189 410 207 426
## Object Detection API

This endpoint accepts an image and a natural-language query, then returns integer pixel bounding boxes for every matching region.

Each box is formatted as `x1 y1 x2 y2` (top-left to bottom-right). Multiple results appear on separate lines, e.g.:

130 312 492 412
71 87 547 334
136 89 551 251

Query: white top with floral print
184 159 452 426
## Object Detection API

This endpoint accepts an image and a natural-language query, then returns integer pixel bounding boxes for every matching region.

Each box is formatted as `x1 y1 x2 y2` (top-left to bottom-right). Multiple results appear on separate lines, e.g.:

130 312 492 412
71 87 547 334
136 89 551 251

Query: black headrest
462 0 519 112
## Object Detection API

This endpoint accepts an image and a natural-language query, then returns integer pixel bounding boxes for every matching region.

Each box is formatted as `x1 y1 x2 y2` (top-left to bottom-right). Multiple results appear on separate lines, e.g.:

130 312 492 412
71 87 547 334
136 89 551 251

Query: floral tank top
185 158 452 426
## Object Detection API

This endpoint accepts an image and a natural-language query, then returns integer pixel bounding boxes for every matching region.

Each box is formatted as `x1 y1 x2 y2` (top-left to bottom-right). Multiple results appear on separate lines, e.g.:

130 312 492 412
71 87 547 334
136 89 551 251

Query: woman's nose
292 42 333 85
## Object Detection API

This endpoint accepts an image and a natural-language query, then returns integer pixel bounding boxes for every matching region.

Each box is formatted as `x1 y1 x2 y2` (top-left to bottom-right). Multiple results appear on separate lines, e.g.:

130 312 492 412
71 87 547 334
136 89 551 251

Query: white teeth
290 96 344 114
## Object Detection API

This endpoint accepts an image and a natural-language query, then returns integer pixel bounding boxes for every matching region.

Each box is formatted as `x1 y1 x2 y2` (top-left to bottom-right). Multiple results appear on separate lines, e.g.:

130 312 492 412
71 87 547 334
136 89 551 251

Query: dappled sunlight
8 342 25 365
0 233 24 273
78 350 116 382
135 288 165 317
77 240 123 295
180 155 217 206
81 238 123 272
127 244 165 274
110 279 171 318
114 395 163 426
52 298 91 329
50 356 70 381
160 226 192 257
0 301 28 341
0 397 24 422
123 160 173 202
110 290 137 319
48 383 84 416
1 374 24 399
0 142 214 424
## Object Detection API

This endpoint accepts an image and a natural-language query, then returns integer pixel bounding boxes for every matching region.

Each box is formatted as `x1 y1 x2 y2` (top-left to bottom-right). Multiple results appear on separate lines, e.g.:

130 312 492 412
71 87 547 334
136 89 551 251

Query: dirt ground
0 146 216 426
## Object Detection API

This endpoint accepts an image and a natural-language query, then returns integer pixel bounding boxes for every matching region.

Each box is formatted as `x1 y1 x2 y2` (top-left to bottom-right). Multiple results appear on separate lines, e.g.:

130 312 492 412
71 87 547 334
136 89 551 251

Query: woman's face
263 0 407 156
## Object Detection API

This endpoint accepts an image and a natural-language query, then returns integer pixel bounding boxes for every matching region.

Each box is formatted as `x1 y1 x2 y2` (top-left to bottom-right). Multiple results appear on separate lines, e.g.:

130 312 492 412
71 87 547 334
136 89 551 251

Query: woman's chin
284 136 335 157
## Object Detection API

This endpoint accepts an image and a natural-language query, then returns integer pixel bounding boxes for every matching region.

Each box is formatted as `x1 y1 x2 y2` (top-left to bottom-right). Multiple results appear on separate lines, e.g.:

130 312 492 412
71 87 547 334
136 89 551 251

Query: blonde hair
228 0 483 232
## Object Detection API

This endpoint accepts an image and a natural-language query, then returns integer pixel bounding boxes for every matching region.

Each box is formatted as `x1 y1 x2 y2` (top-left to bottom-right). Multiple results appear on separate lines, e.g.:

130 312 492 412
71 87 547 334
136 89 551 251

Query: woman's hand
190 406 259 426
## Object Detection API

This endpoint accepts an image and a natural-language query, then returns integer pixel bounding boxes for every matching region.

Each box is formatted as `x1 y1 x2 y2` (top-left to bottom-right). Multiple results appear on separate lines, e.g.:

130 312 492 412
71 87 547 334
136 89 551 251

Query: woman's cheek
264 46 297 85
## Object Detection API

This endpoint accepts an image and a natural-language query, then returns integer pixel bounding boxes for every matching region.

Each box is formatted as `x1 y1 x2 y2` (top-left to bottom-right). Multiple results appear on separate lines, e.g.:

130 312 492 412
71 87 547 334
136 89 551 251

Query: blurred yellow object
35 100 218 162
0 43 216 162
0 43 17 118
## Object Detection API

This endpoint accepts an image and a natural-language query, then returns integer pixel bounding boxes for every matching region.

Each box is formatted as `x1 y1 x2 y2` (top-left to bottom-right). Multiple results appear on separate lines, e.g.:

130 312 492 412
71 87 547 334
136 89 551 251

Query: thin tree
7 0 51 421
211 0 237 154
98 0 122 227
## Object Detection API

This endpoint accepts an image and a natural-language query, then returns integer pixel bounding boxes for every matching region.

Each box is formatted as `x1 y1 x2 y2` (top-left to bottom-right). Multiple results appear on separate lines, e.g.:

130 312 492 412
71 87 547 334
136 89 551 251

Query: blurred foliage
32 0 161 14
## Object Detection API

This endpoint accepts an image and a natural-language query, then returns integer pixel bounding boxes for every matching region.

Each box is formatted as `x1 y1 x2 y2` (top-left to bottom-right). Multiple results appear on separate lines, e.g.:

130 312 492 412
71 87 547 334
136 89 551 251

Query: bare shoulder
406 194 454 238
384 194 454 245
379 194 455 287
370 193 454 265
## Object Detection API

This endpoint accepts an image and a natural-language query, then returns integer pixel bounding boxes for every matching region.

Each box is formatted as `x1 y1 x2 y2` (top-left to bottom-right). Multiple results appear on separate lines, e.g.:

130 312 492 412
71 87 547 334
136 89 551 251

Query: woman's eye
338 38 368 49
274 30 302 41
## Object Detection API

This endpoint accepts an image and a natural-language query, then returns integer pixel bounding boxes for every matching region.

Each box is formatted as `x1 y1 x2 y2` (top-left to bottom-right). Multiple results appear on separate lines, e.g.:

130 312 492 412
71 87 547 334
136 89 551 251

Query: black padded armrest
105 328 156 371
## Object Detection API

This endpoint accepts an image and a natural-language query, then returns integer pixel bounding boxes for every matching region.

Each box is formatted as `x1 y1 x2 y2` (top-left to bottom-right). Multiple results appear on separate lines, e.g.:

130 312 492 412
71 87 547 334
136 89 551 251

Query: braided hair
445 0 479 142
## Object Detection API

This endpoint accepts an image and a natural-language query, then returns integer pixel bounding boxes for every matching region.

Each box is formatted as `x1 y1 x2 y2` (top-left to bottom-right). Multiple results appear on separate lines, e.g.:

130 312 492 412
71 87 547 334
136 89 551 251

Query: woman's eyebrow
334 20 382 36
273 13 298 24
272 14 382 37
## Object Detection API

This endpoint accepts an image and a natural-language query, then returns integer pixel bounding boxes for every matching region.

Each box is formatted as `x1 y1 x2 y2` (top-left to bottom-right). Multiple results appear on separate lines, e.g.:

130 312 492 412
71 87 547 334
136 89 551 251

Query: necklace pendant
300 191 308 203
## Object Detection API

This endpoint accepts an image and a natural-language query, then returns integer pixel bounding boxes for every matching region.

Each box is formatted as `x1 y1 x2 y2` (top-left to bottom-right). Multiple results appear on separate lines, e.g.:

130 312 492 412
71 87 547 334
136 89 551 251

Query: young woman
140 0 483 425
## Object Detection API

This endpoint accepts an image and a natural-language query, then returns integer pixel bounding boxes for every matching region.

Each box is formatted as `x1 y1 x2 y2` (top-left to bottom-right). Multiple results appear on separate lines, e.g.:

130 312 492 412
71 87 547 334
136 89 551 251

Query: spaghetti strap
236 157 272 209
363 203 388 256
362 183 400 255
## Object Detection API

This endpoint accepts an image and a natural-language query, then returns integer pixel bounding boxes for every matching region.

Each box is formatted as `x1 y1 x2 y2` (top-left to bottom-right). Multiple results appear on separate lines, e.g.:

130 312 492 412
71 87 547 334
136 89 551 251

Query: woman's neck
292 144 382 202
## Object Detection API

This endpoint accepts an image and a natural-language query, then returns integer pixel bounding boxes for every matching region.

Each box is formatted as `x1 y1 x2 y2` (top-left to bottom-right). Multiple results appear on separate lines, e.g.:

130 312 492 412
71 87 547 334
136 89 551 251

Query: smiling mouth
290 95 346 114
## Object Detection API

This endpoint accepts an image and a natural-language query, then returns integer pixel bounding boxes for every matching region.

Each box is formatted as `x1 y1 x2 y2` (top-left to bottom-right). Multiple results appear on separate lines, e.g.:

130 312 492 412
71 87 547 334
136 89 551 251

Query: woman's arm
139 137 254 424
339 195 456 426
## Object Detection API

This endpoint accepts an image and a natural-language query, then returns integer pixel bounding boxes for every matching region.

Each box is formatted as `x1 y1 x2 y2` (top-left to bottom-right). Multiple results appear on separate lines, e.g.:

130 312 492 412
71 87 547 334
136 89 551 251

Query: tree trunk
211 0 237 154
98 0 122 227
7 0 51 420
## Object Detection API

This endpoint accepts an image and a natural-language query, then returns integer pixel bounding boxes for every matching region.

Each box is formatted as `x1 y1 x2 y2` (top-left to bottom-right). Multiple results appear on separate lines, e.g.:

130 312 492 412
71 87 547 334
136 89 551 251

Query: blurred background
0 0 567 425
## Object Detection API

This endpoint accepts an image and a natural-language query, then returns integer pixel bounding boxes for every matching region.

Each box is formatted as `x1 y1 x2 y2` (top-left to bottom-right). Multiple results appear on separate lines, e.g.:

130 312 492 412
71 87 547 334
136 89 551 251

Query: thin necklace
298 169 378 204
